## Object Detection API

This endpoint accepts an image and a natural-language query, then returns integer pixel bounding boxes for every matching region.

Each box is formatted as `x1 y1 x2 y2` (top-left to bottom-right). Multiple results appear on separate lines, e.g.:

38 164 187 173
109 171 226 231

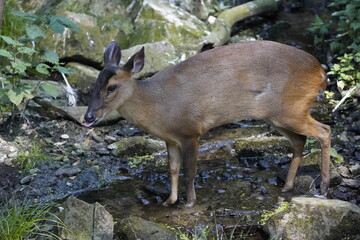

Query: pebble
55 166 81 177
349 164 360 175
61 134 70 139
96 148 110 156
104 135 117 143
107 143 118 150
217 189 226 194
20 175 33 184
0 153 6 163
259 186 269 195
338 166 350 178
342 179 360 189
9 146 17 152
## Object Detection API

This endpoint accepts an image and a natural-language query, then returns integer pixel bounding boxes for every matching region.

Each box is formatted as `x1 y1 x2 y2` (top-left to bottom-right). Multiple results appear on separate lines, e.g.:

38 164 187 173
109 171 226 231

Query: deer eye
107 85 117 94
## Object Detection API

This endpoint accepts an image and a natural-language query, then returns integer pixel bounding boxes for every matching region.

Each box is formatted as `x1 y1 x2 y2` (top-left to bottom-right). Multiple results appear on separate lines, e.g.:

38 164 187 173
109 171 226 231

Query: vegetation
0 200 67 240
0 10 78 131
16 142 49 173
309 0 360 109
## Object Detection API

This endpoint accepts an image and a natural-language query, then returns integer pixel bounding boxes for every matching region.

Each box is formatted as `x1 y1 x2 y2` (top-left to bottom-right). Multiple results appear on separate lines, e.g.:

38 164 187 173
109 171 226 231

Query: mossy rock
113 136 165 158
234 136 292 157
118 216 176 240
262 197 360 240
131 0 209 48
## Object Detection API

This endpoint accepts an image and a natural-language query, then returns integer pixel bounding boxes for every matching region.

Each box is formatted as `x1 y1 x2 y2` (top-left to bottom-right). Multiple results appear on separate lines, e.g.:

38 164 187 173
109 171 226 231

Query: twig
61 72 77 107
332 85 357 112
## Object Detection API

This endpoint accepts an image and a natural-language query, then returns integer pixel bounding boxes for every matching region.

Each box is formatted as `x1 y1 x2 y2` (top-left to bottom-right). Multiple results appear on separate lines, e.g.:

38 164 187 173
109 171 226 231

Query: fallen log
202 0 282 48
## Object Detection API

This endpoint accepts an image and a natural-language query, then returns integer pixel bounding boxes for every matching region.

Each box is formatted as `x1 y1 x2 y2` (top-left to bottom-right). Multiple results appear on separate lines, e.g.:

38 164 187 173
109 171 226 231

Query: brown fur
85 41 331 207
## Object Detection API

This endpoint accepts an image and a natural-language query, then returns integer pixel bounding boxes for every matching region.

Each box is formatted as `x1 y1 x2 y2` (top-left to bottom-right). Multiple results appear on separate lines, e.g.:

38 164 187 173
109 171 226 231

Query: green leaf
40 49 59 63
26 24 46 39
40 82 58 98
0 49 13 59
11 11 37 21
0 35 18 46
350 22 360 30
17 46 36 55
337 80 345 89
36 63 50 75
11 58 29 75
6 89 25 105
330 148 343 164
333 64 341 72
48 15 80 33
54 66 74 74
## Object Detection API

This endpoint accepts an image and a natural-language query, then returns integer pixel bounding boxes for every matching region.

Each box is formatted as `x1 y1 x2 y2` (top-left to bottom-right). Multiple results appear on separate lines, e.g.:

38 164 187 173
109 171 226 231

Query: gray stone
263 197 360 240
118 216 175 240
60 196 113 240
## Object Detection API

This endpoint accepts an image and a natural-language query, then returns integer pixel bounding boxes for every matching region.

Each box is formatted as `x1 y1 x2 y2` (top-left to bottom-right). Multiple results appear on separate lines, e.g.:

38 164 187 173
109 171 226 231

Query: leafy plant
0 10 78 121
0 200 68 240
309 0 360 109
328 52 360 96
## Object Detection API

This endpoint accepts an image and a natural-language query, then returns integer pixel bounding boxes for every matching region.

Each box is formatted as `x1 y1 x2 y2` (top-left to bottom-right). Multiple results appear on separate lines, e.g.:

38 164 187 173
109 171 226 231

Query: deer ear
123 47 145 74
103 41 121 67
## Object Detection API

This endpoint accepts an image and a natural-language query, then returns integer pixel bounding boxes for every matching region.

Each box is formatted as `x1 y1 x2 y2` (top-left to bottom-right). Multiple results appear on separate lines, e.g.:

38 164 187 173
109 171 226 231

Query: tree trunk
0 0 6 33
201 0 282 48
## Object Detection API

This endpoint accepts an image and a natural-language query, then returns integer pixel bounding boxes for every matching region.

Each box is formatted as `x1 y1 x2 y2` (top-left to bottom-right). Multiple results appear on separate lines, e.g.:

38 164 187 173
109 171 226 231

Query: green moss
260 201 291 224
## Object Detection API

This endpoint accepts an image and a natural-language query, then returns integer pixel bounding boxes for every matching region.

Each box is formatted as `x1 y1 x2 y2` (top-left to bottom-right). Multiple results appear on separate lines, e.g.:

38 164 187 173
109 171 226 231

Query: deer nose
85 111 96 123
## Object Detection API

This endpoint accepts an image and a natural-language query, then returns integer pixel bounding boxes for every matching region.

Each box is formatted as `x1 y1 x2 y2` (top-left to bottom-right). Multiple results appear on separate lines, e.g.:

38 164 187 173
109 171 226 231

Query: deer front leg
163 142 181 206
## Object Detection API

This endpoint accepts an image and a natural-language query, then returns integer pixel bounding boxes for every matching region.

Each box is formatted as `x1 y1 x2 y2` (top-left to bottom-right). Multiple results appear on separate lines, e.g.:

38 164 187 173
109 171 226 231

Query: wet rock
112 136 166 157
55 165 81 177
198 140 234 160
118 216 175 240
263 197 360 240
293 175 316 194
342 178 360 189
60 196 113 240
137 194 150 205
143 185 170 199
235 136 291 157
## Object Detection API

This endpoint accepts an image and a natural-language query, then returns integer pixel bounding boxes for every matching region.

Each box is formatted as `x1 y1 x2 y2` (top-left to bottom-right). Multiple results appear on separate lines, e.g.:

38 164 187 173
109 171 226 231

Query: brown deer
83 41 331 208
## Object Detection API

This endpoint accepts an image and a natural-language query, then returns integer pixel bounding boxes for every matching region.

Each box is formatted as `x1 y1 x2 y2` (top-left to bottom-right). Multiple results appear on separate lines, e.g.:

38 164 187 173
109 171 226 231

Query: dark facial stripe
93 66 118 94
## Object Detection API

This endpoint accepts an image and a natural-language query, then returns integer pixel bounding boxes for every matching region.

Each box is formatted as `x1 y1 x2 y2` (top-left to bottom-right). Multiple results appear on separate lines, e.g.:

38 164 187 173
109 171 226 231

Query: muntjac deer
84 40 331 208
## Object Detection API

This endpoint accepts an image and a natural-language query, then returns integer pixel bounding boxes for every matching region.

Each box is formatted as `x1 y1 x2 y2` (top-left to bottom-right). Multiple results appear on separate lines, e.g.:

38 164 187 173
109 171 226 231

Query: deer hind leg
270 124 307 192
271 115 331 196
181 138 199 208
